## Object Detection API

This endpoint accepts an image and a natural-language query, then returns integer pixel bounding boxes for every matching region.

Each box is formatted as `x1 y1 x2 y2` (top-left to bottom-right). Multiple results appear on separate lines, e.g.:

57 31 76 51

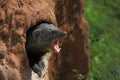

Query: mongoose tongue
54 40 61 53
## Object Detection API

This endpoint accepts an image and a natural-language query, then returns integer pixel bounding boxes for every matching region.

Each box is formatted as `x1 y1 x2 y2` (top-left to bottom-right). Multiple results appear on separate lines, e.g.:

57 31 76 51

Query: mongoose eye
51 31 56 35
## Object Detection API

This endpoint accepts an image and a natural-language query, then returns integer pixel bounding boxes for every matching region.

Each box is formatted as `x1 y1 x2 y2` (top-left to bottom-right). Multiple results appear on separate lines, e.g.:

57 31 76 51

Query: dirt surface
0 0 89 80
49 0 89 80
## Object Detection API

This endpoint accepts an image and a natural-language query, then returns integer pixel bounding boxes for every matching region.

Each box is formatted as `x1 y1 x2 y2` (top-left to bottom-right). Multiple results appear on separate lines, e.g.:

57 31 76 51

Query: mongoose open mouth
54 40 61 53
52 31 67 53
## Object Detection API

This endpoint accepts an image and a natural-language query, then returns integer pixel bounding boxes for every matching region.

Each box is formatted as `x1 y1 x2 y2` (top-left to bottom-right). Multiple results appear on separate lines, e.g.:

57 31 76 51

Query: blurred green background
84 0 120 80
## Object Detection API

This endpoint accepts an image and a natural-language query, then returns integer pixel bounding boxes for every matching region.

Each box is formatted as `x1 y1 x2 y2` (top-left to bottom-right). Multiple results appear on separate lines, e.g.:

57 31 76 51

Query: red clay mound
0 0 89 80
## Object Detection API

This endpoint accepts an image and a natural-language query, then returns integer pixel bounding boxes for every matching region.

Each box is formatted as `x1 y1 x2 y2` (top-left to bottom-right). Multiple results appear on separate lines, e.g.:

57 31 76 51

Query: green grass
84 0 120 80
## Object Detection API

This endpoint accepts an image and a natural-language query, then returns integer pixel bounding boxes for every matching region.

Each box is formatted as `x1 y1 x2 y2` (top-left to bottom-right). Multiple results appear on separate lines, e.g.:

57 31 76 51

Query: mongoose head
32 23 67 53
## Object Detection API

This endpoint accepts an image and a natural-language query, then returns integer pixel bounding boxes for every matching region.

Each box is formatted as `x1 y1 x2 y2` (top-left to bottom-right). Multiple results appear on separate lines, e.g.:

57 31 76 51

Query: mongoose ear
32 29 40 39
